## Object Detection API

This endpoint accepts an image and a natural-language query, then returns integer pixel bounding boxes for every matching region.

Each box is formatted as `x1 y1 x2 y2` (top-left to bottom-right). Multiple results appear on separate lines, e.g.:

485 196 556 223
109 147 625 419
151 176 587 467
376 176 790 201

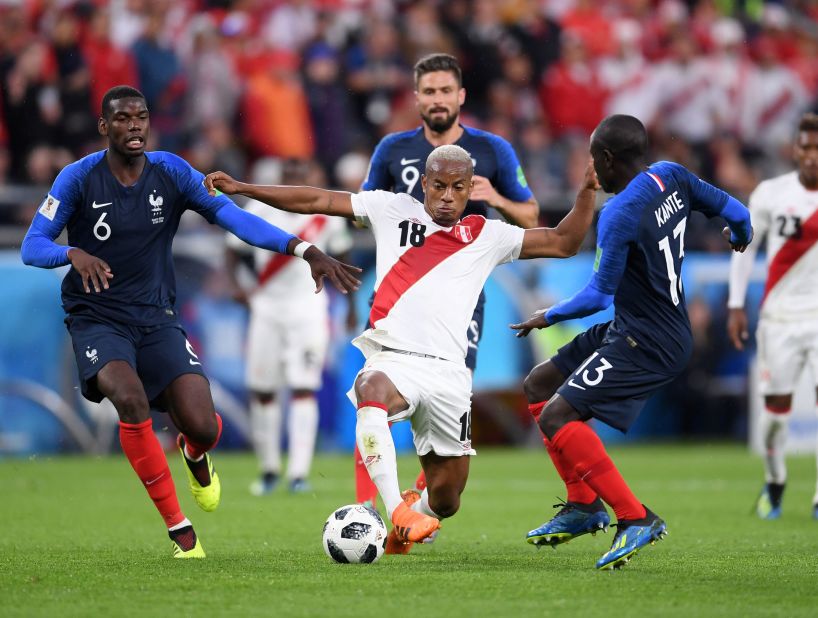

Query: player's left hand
722 225 754 253
510 308 550 338
303 246 362 294
469 176 501 207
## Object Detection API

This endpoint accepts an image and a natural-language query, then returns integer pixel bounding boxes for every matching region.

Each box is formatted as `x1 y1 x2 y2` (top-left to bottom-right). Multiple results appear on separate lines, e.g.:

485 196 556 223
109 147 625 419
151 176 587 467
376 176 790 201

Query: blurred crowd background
2 0 818 455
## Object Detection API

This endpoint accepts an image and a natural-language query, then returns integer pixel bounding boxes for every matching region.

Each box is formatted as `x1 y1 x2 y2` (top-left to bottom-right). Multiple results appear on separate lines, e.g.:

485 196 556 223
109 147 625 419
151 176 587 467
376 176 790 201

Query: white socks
250 397 282 474
410 488 441 519
287 396 319 481
168 517 192 532
760 409 789 484
355 405 402 518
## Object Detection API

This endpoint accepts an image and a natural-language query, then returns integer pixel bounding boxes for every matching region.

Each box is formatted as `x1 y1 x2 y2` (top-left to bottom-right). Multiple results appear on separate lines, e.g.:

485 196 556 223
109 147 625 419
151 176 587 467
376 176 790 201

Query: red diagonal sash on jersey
256 215 328 287
369 215 487 325
762 208 818 304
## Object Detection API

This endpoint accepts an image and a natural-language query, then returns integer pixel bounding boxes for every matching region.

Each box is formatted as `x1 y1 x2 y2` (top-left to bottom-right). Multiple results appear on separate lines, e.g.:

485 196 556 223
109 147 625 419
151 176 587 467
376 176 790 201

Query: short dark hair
592 114 648 161
798 112 818 133
414 53 462 88
101 85 146 119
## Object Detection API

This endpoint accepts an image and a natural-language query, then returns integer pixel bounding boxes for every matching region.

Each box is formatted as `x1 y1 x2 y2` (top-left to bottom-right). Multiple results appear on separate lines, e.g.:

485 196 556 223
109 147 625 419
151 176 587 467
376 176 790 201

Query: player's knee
109 389 149 423
523 362 560 403
355 371 389 403
186 415 219 446
428 490 460 519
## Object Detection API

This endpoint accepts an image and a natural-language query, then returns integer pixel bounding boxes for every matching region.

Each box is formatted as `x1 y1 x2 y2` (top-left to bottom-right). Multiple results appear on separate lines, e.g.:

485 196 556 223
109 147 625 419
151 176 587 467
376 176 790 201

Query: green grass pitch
2 444 817 617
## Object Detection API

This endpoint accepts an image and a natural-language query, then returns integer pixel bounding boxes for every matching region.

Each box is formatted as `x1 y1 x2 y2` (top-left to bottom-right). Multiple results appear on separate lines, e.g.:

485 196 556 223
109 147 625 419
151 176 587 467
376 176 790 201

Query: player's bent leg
355 371 439 546
163 374 222 512
523 359 568 406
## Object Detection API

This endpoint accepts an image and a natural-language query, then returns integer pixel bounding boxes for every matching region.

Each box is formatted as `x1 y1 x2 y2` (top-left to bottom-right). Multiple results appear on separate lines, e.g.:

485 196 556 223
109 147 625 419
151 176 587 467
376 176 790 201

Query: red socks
550 421 646 521
529 402 598 504
183 413 223 460
354 443 379 504
119 419 184 528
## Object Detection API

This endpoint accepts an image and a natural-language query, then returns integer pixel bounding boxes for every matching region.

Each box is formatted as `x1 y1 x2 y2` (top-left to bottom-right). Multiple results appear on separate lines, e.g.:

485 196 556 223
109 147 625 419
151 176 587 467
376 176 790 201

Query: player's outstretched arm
204 171 355 218
284 237 362 295
517 160 599 259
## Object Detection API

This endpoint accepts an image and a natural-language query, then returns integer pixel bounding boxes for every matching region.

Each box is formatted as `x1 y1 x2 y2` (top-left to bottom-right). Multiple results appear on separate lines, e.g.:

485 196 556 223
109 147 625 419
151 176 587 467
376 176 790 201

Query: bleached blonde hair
426 144 473 175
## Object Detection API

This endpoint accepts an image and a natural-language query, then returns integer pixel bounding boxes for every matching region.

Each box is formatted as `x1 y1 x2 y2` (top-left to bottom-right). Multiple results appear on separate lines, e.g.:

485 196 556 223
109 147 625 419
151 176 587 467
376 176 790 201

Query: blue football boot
596 506 667 570
526 498 610 547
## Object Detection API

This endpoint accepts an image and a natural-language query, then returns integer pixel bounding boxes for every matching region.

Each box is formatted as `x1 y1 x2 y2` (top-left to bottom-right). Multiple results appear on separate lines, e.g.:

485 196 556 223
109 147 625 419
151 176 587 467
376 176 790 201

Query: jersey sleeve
350 190 396 229
361 138 394 191
484 219 525 265
544 202 629 323
157 152 233 222
487 135 534 203
727 181 769 309
588 201 634 295
20 161 84 268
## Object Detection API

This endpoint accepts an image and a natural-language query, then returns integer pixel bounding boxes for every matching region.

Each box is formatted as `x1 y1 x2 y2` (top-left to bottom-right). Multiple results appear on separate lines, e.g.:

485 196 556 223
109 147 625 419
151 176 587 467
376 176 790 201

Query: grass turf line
2 445 817 617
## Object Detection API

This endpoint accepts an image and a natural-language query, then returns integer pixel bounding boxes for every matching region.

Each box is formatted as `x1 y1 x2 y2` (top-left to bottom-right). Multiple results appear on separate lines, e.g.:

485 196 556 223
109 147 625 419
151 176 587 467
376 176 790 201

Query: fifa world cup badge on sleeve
39 194 60 221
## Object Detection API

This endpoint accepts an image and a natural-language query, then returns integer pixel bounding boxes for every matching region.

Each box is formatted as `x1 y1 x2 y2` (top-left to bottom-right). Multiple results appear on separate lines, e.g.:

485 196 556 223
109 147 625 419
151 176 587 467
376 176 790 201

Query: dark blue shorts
551 322 678 432
65 314 207 406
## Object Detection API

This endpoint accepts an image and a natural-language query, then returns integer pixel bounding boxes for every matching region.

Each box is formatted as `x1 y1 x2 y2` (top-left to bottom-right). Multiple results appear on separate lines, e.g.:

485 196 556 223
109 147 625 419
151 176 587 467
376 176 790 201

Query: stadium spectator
82 5 138 114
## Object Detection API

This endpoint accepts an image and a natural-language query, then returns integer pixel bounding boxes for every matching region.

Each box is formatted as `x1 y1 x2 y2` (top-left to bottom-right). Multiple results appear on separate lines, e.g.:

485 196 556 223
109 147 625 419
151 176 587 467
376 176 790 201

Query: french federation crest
454 224 473 243
149 190 164 224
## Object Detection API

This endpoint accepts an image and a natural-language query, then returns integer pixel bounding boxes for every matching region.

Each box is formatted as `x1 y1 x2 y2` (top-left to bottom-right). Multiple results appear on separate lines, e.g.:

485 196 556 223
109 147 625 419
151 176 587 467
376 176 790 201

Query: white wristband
293 241 313 259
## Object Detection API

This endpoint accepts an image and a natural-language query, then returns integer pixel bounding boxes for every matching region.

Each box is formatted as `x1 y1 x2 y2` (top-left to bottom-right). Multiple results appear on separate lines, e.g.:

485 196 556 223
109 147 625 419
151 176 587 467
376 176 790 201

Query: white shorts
246 310 329 392
757 318 818 395
346 350 475 457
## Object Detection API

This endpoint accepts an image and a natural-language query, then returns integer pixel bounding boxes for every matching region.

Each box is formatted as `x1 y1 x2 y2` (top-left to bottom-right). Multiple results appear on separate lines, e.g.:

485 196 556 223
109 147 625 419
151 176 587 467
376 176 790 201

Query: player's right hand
727 308 749 351
302 246 362 295
67 248 113 293
204 171 241 196
510 308 550 338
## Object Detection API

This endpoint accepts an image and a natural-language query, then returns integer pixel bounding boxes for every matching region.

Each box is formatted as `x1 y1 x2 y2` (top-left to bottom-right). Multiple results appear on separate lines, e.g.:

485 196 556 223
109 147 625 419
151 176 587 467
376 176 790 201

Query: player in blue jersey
355 52 539 506
20 85 361 559
511 115 753 570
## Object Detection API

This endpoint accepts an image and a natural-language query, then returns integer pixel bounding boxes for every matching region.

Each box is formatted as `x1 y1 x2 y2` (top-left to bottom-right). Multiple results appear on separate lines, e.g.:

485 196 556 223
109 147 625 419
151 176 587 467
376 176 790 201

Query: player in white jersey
204 144 599 554
226 160 354 495
727 113 818 520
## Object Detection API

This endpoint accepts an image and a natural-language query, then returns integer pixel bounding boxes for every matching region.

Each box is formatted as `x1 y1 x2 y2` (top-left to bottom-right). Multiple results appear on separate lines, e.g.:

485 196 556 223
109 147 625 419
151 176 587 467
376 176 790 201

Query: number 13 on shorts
568 352 612 391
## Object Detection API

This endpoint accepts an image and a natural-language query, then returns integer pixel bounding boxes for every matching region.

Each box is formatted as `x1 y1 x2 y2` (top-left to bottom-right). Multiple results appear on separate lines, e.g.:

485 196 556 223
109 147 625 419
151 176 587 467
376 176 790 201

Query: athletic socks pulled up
119 419 184 528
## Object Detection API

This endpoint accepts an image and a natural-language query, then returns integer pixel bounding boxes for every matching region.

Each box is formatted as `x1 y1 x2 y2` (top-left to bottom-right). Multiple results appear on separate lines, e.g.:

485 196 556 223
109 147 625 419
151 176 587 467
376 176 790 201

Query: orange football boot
385 490 439 554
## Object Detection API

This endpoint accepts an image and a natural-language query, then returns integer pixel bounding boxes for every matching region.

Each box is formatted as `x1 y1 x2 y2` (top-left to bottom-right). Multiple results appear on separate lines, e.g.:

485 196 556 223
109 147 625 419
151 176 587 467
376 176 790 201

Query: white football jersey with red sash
226 200 352 316
729 171 818 320
350 190 525 362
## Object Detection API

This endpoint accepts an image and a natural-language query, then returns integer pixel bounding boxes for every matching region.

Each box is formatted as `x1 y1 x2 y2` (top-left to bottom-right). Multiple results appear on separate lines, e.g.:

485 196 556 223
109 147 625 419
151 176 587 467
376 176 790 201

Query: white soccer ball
322 504 387 564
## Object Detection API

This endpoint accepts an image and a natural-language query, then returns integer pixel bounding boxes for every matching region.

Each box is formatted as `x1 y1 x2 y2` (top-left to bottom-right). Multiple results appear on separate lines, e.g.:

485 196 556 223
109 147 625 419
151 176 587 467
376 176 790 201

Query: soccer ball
322 504 387 564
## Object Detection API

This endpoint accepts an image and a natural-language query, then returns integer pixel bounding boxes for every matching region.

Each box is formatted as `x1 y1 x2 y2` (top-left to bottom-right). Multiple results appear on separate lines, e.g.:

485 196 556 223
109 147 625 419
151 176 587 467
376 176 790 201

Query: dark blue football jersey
591 161 733 371
362 125 533 218
32 150 233 325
